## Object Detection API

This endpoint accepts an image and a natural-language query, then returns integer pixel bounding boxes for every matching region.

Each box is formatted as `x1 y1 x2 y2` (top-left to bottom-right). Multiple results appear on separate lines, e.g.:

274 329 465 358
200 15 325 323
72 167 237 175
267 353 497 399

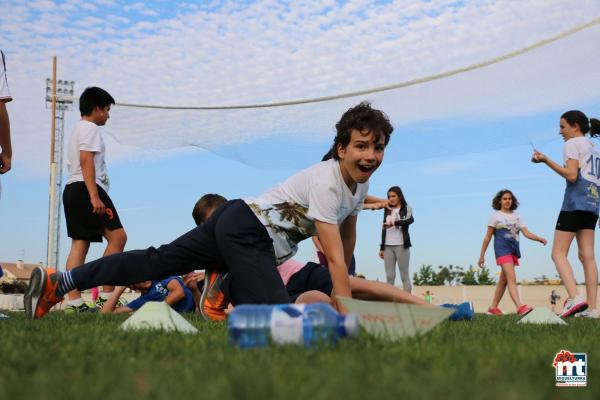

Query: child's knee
577 250 595 264
108 229 127 249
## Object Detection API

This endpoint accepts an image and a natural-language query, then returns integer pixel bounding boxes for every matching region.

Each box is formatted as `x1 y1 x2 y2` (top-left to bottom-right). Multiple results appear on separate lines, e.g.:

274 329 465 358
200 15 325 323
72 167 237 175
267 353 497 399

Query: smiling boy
25 102 393 319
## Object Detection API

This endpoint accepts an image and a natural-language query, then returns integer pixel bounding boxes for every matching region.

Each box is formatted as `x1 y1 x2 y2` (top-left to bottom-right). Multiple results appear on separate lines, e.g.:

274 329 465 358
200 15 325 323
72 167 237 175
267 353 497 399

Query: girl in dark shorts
532 110 600 318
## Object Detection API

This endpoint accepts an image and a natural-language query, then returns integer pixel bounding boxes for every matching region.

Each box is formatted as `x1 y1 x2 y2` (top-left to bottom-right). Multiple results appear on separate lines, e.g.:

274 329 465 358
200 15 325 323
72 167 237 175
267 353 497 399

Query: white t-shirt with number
65 120 110 192
245 159 369 264
561 136 600 214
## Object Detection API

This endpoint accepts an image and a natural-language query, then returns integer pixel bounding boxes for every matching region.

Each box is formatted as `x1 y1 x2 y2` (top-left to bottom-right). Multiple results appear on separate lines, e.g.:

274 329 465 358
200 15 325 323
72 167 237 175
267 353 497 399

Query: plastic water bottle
228 303 360 349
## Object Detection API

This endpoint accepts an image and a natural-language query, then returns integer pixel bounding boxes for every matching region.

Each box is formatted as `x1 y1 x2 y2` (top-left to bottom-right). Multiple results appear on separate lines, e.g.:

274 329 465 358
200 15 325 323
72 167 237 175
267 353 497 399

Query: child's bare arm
339 216 357 268
521 227 547 245
532 151 579 183
478 226 494 267
80 150 105 215
0 101 12 174
363 194 388 210
311 236 325 253
165 279 186 306
100 286 132 314
315 220 351 314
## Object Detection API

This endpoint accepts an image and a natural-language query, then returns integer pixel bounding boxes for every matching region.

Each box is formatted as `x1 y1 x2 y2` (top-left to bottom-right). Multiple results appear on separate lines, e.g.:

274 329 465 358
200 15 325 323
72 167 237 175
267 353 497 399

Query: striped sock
56 271 76 298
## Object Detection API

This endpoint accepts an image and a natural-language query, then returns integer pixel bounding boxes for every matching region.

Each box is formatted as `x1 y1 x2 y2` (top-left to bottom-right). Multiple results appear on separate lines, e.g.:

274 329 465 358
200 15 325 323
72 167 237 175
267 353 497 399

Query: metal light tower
45 56 75 269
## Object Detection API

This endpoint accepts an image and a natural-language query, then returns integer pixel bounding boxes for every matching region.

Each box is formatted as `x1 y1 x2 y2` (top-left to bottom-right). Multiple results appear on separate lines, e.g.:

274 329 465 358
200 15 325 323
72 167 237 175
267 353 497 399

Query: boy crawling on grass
27 102 393 320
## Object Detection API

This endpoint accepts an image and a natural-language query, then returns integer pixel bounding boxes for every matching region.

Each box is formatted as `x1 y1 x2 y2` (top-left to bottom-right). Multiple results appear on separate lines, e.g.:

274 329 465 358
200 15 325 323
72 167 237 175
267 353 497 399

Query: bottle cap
343 313 360 338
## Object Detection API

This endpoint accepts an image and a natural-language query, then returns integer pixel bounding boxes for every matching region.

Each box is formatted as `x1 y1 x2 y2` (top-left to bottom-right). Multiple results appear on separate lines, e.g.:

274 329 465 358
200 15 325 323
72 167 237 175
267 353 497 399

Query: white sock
99 292 112 300
68 298 84 307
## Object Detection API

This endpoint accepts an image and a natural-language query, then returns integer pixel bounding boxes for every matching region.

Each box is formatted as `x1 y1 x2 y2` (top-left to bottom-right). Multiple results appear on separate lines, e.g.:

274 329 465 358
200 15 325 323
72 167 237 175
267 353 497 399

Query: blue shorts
285 262 333 302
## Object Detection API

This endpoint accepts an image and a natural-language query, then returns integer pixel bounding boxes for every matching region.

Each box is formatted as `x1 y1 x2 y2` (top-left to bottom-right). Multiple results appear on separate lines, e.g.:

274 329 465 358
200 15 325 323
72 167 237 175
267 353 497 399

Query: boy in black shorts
61 87 127 312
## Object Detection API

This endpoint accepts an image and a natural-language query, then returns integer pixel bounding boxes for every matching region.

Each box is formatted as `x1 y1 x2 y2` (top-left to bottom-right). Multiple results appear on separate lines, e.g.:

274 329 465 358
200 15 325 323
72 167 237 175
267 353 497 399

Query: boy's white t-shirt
246 159 369 264
65 120 110 192
0 50 12 199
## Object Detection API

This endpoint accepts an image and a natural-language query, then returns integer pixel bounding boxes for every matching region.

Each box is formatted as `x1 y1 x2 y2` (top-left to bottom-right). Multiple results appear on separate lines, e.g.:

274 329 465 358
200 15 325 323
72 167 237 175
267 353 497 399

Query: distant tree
414 264 496 286
476 266 495 285
414 264 472 286
460 267 478 285
413 264 436 286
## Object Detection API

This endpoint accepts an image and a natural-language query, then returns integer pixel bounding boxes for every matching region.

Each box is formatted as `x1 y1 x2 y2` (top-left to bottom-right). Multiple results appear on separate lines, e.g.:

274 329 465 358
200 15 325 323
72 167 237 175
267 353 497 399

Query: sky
2 0 600 284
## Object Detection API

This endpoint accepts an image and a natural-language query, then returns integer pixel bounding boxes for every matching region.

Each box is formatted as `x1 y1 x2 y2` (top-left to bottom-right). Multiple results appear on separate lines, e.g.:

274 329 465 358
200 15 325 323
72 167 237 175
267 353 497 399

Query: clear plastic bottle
228 303 359 349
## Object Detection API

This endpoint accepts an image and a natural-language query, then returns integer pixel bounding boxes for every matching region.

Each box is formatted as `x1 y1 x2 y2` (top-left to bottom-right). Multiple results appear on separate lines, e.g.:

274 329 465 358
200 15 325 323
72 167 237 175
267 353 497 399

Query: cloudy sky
2 0 600 286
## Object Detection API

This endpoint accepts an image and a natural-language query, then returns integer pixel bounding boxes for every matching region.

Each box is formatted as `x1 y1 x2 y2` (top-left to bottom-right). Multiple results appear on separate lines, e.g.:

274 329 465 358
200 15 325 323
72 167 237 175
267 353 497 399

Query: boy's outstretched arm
315 220 352 314
100 286 132 314
363 194 388 210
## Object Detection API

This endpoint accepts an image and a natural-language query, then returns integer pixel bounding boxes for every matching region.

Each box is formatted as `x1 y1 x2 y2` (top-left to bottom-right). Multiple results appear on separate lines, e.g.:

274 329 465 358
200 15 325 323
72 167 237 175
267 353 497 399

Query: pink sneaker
560 296 588 318
487 307 503 316
517 304 533 316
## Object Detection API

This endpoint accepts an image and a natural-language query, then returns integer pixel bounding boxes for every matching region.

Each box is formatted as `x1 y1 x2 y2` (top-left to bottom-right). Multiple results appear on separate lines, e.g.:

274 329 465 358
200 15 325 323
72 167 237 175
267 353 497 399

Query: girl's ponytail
590 118 600 138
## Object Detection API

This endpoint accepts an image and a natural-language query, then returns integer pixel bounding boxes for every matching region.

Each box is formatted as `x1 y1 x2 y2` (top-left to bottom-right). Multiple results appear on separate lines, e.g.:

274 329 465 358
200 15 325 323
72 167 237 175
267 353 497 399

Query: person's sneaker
95 296 107 310
24 267 64 320
487 307 504 316
441 301 474 321
517 304 533 316
560 296 588 318
95 295 127 310
64 302 97 314
199 270 229 322
574 308 600 319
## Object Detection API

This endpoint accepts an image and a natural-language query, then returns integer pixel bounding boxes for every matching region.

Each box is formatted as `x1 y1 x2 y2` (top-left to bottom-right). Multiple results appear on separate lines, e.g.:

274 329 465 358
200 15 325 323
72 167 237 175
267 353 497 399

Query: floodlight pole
46 57 75 269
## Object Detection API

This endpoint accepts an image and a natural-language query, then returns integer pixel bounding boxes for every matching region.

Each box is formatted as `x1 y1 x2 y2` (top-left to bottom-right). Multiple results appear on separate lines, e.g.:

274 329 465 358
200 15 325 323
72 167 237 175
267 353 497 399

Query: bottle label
270 304 306 345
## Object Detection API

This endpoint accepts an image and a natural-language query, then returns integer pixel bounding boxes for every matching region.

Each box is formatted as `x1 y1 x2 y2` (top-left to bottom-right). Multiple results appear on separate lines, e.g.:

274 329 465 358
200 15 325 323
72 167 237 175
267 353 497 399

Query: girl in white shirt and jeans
379 186 413 292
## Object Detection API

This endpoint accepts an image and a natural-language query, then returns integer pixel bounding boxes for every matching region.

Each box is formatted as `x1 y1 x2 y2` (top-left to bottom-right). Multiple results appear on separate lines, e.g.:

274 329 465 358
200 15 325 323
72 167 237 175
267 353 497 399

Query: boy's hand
378 250 384 259
538 237 548 246
331 294 349 315
477 257 484 268
90 195 106 215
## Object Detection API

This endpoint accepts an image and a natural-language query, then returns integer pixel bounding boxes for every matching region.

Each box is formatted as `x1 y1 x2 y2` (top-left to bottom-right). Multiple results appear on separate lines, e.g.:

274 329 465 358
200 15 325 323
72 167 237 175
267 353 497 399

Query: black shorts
63 182 123 242
555 210 598 232
285 262 333 303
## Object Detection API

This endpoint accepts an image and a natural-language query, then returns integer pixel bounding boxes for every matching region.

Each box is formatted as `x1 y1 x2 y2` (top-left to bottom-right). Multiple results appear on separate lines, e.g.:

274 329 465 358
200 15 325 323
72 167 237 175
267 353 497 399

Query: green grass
0 311 597 400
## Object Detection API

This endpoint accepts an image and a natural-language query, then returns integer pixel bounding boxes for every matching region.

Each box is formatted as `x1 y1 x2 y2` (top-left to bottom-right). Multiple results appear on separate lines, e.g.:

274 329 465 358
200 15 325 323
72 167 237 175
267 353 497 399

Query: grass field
0 311 597 400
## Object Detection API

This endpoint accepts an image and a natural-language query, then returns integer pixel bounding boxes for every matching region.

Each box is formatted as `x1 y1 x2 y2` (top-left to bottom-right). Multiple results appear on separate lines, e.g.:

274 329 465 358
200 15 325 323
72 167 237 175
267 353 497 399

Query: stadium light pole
45 56 75 269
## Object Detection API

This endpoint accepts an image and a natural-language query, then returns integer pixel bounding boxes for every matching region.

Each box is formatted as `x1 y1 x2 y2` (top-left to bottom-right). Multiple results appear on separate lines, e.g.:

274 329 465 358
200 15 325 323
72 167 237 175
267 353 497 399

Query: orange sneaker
199 270 229 322
24 267 64 320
